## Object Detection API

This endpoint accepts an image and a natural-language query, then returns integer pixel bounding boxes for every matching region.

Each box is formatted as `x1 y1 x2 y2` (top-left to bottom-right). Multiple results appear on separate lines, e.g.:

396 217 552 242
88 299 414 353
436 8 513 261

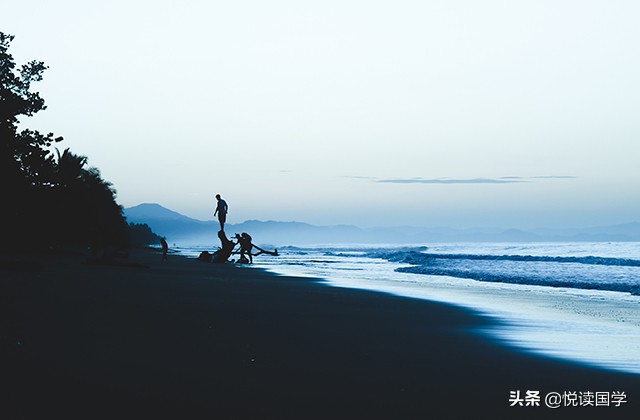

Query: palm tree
54 148 87 187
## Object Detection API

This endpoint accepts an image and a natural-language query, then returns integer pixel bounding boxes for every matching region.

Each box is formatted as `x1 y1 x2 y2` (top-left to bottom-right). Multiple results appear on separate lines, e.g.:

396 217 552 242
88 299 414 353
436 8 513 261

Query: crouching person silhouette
235 232 253 264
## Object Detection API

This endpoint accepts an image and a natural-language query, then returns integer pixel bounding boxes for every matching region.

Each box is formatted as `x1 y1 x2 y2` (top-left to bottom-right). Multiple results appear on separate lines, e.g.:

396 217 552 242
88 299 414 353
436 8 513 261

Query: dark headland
1 250 639 419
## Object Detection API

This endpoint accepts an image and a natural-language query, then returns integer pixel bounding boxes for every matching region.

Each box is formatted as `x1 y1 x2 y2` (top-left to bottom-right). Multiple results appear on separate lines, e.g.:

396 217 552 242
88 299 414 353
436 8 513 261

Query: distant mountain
125 203 201 222
124 203 215 244
230 220 367 246
123 204 376 245
531 222 640 242
124 203 640 246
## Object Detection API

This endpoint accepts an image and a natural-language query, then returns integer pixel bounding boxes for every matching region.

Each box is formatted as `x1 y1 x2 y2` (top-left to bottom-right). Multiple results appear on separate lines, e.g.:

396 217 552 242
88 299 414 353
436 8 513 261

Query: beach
1 250 639 419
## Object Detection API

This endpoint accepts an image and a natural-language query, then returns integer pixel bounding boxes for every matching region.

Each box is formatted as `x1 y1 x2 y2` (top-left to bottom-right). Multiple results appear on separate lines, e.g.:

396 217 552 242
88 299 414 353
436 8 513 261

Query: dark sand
1 250 639 419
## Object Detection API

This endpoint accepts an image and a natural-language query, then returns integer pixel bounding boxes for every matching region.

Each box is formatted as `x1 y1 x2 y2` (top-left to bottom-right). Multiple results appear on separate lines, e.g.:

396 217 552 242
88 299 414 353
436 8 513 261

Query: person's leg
219 213 226 231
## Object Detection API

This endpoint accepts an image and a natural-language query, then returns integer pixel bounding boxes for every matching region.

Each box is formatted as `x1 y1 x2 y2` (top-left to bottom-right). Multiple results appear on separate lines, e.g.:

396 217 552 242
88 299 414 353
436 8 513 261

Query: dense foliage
129 223 164 248
1 32 134 251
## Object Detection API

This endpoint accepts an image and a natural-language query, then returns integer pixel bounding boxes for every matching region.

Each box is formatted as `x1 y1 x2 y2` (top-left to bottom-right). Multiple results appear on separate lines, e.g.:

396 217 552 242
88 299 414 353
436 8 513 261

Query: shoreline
2 250 639 418
248 244 640 375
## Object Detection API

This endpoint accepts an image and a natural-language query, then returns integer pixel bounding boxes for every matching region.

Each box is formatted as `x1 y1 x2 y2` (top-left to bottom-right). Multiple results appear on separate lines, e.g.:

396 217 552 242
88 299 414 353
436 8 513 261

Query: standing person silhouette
214 194 228 231
160 237 169 261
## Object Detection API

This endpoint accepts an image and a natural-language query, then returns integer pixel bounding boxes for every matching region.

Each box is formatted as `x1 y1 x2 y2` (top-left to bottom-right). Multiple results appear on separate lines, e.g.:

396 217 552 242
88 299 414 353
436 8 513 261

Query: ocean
178 242 640 375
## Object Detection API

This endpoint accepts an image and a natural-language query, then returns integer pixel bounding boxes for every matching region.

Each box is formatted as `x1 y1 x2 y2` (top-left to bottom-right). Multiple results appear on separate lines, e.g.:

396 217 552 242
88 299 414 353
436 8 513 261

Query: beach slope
1 251 639 419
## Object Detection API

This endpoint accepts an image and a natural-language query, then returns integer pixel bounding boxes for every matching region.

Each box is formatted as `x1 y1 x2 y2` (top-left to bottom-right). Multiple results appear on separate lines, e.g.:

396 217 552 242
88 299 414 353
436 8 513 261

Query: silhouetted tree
1 32 130 251
46 148 130 249
129 223 163 248
1 32 63 246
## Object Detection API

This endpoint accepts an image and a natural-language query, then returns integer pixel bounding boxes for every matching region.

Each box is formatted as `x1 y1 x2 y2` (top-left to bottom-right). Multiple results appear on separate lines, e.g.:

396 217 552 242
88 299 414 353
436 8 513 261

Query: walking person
214 194 228 231
160 237 169 261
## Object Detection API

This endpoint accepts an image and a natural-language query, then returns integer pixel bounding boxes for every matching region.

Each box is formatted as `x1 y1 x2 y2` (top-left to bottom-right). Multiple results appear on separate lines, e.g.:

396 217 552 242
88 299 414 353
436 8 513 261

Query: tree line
1 32 159 252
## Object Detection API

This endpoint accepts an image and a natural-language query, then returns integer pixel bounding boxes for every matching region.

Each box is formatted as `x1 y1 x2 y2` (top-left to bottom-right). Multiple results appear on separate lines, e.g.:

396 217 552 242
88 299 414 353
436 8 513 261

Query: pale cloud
368 176 576 185
377 178 523 184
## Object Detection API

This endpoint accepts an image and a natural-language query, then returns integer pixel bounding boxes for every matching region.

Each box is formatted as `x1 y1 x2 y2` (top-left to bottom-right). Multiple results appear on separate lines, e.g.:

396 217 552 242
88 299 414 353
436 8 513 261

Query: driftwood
197 230 277 264
212 230 237 263
196 251 213 263
251 244 278 257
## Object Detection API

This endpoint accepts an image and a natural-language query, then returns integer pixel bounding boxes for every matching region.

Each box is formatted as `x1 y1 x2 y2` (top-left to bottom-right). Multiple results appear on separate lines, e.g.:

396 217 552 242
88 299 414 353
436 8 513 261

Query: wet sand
1 250 639 419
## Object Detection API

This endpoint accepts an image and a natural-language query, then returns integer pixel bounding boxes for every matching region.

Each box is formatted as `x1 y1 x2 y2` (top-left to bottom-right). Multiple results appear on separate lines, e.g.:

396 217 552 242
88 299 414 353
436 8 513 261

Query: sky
3 0 639 228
